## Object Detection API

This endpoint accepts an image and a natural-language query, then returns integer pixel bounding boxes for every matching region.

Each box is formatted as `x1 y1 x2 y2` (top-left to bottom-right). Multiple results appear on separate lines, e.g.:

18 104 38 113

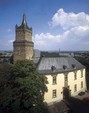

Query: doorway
63 87 71 100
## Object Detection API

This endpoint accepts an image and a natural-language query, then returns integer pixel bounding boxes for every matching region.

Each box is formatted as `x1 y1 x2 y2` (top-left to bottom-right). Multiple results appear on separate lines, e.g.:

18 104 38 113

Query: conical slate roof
16 14 32 30
21 14 27 26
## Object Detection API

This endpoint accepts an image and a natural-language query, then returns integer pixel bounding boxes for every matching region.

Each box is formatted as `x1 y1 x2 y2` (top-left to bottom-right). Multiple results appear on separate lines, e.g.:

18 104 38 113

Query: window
51 66 56 71
52 89 57 98
53 76 57 84
81 81 83 88
72 64 76 69
74 84 77 92
74 73 77 80
81 70 83 78
63 65 67 70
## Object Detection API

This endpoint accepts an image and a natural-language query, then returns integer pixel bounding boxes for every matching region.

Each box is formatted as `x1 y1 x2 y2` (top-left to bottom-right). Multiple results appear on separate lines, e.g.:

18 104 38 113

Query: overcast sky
0 0 89 51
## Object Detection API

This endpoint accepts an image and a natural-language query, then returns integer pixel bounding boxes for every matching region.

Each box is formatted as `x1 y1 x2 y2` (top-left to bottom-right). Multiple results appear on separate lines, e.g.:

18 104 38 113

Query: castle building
13 15 87 104
36 53 86 104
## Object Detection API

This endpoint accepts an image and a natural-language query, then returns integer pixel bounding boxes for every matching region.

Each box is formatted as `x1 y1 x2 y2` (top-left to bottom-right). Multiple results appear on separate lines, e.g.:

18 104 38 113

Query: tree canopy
0 60 48 113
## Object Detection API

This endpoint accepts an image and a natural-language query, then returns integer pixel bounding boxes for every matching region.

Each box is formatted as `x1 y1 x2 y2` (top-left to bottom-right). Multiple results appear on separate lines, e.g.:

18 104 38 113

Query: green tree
0 60 48 113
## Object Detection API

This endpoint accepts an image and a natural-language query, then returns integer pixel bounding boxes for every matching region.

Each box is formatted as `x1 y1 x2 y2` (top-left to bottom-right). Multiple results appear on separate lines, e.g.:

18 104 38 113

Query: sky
0 0 89 51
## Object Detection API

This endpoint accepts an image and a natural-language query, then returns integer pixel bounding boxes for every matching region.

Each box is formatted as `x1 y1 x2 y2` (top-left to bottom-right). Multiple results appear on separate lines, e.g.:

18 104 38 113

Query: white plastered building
34 51 87 104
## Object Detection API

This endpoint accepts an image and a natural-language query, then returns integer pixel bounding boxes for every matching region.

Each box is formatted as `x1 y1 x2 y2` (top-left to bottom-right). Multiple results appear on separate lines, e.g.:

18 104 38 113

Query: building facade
13 15 87 104
44 69 86 104
36 55 87 104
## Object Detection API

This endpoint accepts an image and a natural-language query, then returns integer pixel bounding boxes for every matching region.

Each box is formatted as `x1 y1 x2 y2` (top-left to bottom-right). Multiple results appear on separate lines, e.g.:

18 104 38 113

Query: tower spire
21 13 27 26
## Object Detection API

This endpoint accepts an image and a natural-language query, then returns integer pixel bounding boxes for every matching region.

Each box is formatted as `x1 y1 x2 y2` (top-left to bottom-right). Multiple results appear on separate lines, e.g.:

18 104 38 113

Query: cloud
1 8 89 51
33 25 89 51
70 26 89 38
49 8 89 30
33 33 61 50
34 7 89 50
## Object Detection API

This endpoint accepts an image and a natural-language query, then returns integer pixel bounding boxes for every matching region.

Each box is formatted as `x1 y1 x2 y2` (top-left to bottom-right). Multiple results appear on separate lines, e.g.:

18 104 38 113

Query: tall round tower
13 14 34 63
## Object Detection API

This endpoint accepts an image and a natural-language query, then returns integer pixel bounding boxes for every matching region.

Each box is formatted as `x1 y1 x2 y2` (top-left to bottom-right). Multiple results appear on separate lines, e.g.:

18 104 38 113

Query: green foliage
0 60 48 113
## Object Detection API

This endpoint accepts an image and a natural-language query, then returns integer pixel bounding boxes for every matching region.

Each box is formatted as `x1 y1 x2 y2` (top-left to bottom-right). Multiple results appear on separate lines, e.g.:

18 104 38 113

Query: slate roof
33 49 41 64
36 54 85 74
16 14 32 31
41 51 60 57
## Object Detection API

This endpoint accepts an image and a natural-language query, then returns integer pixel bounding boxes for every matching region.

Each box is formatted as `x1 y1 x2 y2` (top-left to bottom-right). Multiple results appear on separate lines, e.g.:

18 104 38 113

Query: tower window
52 89 57 98
74 84 77 92
81 81 83 88
53 76 57 84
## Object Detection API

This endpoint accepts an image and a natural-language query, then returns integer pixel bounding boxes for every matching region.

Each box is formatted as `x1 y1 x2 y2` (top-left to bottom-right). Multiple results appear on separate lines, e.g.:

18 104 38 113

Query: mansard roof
34 51 85 74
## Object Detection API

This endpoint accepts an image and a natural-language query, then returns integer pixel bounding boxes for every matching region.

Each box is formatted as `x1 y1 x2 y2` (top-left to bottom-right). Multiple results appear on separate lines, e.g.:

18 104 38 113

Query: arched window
81 70 83 78
74 72 77 80
74 84 77 92
81 81 83 88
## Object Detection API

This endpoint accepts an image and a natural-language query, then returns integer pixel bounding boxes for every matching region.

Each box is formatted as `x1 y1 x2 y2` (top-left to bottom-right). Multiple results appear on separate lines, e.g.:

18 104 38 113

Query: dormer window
63 65 67 70
41 55 45 57
51 66 56 71
72 64 76 69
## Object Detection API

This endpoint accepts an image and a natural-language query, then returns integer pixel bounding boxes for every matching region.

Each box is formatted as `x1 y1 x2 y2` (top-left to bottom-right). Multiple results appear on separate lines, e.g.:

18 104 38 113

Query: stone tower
13 14 34 63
